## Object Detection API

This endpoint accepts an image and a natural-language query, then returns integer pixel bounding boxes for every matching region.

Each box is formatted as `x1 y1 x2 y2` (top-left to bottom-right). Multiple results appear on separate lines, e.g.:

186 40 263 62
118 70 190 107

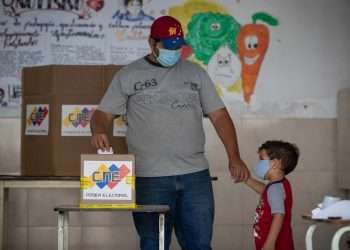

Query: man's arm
90 109 116 150
262 214 284 250
245 177 266 194
207 108 249 182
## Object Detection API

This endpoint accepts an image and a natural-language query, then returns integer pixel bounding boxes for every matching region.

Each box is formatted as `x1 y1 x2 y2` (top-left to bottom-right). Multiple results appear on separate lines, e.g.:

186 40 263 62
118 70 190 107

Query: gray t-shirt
98 57 225 177
267 182 286 214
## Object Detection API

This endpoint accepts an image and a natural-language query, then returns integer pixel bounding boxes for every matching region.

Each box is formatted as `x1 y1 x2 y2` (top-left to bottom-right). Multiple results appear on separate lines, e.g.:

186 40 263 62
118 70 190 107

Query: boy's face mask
156 48 182 67
254 160 271 180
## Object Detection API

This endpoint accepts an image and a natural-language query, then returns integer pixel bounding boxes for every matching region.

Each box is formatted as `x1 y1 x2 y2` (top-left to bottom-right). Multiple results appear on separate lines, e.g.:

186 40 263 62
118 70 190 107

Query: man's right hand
91 133 110 151
90 109 115 151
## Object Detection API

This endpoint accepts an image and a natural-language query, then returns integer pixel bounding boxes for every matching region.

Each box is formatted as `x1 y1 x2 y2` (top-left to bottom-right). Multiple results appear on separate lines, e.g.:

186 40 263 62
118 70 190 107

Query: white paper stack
311 200 350 219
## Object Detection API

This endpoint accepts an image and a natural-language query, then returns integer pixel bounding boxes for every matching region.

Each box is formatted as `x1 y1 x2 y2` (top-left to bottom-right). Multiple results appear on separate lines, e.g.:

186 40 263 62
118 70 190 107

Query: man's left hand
229 159 250 183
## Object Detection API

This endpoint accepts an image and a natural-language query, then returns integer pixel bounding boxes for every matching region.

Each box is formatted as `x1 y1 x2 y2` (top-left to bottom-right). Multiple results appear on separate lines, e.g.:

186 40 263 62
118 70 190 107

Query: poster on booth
25 104 49 135
61 105 97 136
80 154 135 208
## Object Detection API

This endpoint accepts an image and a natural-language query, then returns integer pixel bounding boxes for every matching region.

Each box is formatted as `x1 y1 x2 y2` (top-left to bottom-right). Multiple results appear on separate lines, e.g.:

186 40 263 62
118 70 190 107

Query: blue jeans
132 169 214 250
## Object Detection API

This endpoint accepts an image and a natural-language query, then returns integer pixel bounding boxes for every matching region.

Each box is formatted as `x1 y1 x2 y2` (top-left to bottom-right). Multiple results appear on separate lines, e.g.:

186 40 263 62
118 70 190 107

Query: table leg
0 182 8 250
305 224 318 250
0 181 3 250
331 226 350 250
58 211 69 250
159 213 165 250
2 187 8 250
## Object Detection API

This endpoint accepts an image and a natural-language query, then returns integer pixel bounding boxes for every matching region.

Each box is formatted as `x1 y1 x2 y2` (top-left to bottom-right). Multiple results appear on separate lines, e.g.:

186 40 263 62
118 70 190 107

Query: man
91 15 249 250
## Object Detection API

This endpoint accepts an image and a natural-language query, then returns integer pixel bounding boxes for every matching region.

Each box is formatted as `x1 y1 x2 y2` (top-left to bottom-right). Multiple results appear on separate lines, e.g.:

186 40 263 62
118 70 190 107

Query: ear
271 159 282 170
148 37 154 47
148 37 156 52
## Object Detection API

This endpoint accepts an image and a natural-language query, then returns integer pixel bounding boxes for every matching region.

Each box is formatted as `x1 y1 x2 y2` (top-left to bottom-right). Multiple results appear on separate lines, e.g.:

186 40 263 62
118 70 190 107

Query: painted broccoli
186 12 240 65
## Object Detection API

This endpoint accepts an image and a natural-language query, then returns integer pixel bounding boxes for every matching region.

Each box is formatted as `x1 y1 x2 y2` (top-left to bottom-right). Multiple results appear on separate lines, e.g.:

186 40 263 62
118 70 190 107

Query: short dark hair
124 0 142 6
259 140 299 175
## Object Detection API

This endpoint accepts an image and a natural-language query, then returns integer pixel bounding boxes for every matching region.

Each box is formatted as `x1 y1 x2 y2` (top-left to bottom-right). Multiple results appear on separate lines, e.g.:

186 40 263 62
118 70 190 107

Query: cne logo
63 107 95 128
88 163 130 189
27 106 48 126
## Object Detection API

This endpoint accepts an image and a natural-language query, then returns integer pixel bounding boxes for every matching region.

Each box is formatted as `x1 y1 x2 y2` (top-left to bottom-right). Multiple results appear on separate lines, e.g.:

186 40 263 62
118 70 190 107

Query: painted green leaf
186 12 241 65
252 12 279 26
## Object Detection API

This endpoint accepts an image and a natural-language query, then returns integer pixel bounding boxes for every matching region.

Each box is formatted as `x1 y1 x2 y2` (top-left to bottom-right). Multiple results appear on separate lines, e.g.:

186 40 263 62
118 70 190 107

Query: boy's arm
262 214 284 250
245 177 266 194
263 183 286 249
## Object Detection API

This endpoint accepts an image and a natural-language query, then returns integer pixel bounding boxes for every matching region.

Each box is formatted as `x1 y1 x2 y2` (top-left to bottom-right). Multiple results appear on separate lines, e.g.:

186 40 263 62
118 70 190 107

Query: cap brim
161 37 186 50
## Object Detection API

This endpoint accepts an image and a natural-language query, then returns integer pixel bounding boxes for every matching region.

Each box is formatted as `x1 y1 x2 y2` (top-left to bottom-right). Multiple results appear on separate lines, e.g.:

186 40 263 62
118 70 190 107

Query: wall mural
1 0 341 118
237 13 278 103
169 0 278 104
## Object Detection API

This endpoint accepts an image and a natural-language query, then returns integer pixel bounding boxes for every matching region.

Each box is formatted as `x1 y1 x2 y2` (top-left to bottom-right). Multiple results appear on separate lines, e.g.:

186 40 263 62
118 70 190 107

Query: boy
245 140 299 250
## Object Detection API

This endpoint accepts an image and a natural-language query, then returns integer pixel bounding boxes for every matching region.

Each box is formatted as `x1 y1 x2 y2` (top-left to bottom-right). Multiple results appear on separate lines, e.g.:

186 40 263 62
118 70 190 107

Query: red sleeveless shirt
253 178 294 250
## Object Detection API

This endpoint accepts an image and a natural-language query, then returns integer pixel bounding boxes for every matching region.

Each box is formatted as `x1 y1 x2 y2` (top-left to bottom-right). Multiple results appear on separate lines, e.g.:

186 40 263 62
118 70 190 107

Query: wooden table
302 214 350 250
54 205 170 250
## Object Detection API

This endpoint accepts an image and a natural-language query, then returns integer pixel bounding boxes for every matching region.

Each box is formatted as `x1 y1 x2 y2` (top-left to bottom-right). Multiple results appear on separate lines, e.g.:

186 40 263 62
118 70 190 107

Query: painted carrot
237 12 278 103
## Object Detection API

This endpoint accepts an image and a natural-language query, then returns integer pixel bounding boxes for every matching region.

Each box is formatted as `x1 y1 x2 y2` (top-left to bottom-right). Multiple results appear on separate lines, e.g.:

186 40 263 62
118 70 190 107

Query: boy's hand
229 159 250 183
262 242 275 250
262 245 275 250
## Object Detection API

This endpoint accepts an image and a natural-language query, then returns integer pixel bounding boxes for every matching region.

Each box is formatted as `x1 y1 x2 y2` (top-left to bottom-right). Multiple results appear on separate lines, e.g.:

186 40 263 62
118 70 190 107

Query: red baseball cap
150 16 185 50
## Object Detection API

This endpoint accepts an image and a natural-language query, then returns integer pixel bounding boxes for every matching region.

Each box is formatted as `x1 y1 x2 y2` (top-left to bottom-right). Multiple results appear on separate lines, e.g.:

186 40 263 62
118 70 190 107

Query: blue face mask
157 48 182 67
254 160 271 180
